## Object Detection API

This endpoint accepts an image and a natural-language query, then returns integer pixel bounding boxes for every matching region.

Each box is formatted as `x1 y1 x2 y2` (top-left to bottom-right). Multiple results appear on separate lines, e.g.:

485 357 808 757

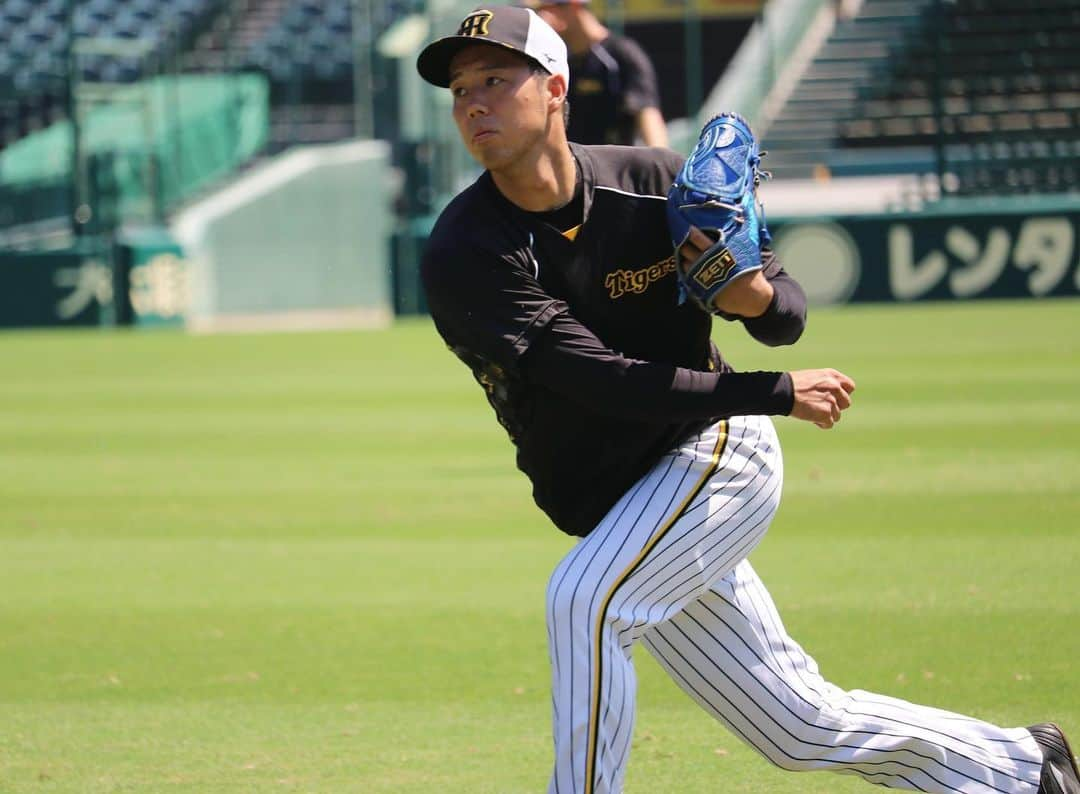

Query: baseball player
415 7 1079 793
523 0 668 147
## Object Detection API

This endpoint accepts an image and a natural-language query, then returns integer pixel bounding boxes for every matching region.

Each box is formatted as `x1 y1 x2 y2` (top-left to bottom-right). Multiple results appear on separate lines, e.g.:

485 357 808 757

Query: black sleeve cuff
741 274 807 347
777 371 795 415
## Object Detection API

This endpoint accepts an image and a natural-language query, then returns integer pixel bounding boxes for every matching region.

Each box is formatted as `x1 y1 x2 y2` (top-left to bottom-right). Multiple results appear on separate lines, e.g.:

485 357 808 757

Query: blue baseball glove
666 112 771 313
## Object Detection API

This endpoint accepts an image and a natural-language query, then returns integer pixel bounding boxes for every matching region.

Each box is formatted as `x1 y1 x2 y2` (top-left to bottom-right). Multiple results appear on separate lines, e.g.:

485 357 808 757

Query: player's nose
466 101 489 119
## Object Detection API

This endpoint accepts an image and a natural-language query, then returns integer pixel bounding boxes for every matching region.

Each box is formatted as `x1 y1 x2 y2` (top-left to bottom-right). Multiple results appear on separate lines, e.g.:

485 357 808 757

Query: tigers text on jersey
421 143 802 536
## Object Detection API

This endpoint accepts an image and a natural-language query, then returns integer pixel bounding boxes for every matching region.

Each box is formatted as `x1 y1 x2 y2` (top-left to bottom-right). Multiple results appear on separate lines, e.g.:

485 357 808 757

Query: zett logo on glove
692 248 738 291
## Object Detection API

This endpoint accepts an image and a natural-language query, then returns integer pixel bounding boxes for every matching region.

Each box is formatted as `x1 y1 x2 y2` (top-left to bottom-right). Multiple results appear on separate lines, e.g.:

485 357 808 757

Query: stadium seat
1 0 33 27
764 0 1080 193
0 0 233 154
0 0 417 159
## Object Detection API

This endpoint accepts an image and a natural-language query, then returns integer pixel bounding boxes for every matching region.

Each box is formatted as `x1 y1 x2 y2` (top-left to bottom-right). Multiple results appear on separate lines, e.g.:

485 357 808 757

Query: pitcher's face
449 45 554 172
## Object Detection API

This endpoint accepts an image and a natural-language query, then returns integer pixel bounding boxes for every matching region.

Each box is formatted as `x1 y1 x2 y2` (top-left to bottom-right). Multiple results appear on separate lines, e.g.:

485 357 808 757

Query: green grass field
1 299 1078 793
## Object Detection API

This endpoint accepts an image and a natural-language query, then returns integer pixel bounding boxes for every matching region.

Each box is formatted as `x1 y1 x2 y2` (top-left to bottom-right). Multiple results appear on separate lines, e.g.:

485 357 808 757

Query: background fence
0 0 1077 328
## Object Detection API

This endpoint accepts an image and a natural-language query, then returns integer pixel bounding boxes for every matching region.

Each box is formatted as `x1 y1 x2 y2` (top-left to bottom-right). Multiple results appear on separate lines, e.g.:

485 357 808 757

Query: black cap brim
417 36 539 88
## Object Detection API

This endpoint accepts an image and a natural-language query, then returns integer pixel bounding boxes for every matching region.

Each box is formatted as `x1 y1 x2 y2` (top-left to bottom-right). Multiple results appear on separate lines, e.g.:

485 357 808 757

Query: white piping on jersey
527 232 540 279
594 185 667 201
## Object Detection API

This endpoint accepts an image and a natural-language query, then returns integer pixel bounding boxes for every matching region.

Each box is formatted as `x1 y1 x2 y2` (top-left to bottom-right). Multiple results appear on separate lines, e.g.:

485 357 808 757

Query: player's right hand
788 368 856 429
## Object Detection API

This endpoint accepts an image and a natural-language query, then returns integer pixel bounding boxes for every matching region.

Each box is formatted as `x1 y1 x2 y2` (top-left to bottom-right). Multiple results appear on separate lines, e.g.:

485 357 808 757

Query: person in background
525 0 668 147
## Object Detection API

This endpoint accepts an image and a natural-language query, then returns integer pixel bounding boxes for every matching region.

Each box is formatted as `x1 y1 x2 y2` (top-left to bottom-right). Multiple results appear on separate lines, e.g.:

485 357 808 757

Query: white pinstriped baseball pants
545 415 1043 794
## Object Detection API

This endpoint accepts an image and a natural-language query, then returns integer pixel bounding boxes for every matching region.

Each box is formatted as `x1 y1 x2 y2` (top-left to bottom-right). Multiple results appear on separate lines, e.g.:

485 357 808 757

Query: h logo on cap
457 10 493 37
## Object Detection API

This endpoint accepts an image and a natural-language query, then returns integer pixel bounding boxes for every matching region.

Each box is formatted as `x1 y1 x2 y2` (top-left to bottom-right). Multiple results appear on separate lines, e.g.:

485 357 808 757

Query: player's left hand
679 226 774 317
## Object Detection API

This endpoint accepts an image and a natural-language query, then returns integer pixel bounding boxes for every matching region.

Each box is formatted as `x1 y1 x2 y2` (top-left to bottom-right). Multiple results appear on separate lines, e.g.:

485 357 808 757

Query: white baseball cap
416 6 569 88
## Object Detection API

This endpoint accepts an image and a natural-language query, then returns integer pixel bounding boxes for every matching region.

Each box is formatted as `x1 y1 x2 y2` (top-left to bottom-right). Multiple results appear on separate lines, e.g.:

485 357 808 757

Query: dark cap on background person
416 6 570 88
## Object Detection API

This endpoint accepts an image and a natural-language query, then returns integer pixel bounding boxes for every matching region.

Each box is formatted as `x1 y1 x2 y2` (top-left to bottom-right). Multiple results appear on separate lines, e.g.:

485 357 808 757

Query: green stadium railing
0 73 268 232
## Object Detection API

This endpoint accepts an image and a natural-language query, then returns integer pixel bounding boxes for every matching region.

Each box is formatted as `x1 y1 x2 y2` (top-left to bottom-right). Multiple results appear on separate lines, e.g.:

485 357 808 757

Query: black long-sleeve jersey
421 143 807 537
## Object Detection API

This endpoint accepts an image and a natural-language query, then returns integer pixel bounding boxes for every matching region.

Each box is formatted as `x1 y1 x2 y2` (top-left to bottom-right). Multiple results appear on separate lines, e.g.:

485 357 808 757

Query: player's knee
545 576 577 624
749 734 834 773
744 696 859 773
545 570 594 628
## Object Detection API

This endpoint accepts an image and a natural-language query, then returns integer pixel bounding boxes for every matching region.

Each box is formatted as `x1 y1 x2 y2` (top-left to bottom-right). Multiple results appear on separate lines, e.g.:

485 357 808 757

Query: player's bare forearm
678 227 771 317
714 270 773 317
678 228 805 344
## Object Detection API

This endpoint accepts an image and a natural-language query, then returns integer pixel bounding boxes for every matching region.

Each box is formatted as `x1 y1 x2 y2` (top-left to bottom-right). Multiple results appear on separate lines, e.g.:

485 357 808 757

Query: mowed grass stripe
0 298 1077 792
0 535 1071 611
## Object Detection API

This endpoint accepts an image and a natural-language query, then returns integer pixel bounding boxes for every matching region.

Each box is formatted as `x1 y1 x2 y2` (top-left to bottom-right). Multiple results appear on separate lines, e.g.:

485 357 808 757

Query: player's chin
469 143 513 171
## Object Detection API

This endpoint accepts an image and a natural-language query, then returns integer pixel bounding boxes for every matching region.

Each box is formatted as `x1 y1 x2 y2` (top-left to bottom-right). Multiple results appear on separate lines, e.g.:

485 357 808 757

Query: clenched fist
788 368 856 429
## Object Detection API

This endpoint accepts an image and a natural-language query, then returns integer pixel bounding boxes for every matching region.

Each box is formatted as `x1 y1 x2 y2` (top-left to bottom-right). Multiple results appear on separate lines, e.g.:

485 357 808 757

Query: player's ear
545 72 568 113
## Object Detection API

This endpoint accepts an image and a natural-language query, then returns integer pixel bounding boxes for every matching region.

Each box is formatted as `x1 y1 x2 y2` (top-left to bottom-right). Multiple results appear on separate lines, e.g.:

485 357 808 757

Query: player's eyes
450 75 504 97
